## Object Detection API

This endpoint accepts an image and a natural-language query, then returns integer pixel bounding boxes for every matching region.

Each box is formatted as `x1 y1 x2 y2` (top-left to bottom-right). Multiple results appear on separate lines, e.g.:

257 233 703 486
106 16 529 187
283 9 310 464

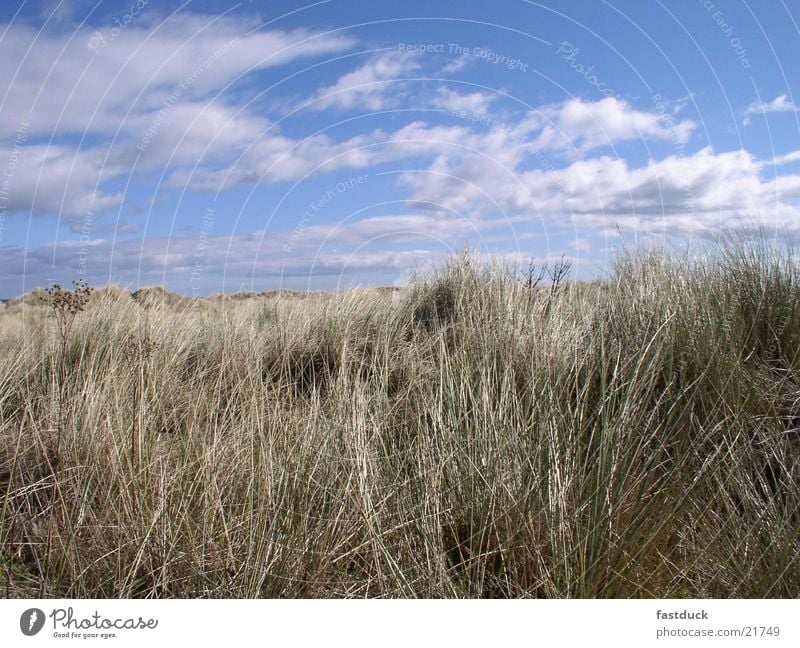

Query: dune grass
1 240 799 598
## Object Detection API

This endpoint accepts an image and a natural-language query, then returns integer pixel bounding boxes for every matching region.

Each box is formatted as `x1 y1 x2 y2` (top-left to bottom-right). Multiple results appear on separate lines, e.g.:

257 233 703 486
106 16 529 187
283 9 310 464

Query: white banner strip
1 599 797 647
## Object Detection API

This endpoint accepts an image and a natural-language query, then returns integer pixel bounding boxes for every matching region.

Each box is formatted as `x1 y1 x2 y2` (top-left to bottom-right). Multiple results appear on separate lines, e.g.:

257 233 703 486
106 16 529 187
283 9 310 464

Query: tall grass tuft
0 241 798 597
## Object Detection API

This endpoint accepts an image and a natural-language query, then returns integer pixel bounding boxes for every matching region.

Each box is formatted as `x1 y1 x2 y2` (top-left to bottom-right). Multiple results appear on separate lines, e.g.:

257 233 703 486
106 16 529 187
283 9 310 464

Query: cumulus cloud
309 50 420 111
432 87 495 115
440 55 471 74
177 98 696 198
0 14 353 217
0 15 353 137
401 142 800 235
168 129 381 191
288 212 495 247
126 101 270 167
741 94 798 125
2 11 797 261
68 219 142 234
0 211 501 295
771 149 800 165
524 97 696 153
169 117 480 193
0 143 123 216
168 94 800 242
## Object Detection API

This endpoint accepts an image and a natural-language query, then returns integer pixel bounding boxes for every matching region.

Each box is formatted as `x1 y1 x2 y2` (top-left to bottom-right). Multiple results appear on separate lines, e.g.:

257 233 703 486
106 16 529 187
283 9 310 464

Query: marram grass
1 242 799 597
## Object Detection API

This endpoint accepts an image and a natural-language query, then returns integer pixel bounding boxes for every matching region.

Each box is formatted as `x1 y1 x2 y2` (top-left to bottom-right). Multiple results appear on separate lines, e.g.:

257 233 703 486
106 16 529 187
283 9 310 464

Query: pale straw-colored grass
1 240 798 597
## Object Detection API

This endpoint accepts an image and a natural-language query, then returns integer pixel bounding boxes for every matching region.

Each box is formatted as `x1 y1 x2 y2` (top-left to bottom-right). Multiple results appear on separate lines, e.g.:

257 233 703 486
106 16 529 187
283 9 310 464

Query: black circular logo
20 608 45 636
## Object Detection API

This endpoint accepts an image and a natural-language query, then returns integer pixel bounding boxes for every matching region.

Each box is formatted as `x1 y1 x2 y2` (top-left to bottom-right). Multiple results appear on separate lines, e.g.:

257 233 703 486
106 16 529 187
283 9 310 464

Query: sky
0 0 799 297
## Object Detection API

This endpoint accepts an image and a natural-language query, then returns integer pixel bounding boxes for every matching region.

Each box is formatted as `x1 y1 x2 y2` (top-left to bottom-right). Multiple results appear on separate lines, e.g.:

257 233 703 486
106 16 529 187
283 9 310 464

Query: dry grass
1 240 799 598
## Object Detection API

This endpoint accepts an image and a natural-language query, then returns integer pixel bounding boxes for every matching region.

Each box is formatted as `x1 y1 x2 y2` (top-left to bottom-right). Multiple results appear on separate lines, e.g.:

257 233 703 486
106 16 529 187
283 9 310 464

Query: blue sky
0 0 799 297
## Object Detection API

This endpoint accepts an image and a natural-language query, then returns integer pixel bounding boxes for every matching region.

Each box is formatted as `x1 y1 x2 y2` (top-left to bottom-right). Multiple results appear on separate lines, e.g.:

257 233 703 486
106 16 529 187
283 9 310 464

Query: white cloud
0 212 493 294
167 116 478 193
40 0 78 25
291 213 494 247
168 129 380 191
1 15 794 249
432 87 495 115
126 101 270 167
402 141 800 235
441 56 471 74
227 100 796 240
570 238 591 252
525 97 696 153
0 14 353 217
742 94 798 125
187 98 694 201
0 15 354 137
309 51 420 111
0 143 123 216
771 150 800 165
